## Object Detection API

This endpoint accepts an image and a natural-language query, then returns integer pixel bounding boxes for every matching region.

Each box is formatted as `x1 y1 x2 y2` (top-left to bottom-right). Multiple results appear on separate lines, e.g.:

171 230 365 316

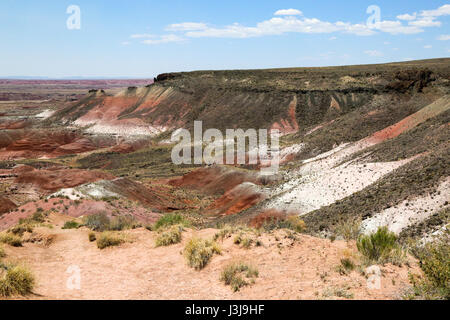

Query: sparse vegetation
0 246 5 258
184 237 221 270
407 236 449 300
62 220 81 230
334 218 361 241
83 213 111 231
0 233 22 247
9 224 33 236
153 213 191 231
336 258 356 275
357 227 405 265
96 232 126 249
0 263 35 297
155 225 183 247
220 262 259 292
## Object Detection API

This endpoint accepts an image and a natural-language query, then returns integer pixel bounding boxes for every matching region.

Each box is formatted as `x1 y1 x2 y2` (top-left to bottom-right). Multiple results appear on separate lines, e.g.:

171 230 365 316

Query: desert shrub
335 218 361 241
407 237 449 300
286 216 306 233
96 232 125 249
62 221 80 230
109 215 139 231
357 227 402 264
184 238 221 270
220 262 259 292
83 213 111 231
337 258 356 275
9 224 33 236
0 246 5 258
18 211 47 226
262 215 306 233
153 213 190 231
88 232 96 242
0 233 22 247
0 264 35 297
213 225 235 241
155 225 183 247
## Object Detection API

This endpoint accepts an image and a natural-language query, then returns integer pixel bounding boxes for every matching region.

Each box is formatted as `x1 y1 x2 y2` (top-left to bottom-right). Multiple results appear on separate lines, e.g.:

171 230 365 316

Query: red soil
0 196 17 214
14 167 114 192
367 96 449 144
0 197 161 231
0 120 30 130
0 130 103 160
206 183 265 216
169 166 264 195
249 209 287 228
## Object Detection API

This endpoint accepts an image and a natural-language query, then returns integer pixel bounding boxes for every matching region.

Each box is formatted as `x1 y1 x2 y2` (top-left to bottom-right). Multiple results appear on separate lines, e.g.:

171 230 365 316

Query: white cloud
397 13 417 21
420 4 450 17
130 34 155 39
364 50 384 57
166 22 208 31
133 4 447 43
374 20 423 34
329 36 337 40
274 9 303 16
424 45 432 49
409 18 441 27
438 34 450 41
384 41 390 45
142 34 185 45
121 41 131 46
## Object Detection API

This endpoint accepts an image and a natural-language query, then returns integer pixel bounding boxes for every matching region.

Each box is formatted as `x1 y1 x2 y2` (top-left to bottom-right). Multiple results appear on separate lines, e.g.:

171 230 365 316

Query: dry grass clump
83 213 140 232
0 245 5 258
0 263 35 297
184 237 221 270
334 218 361 241
96 232 126 249
155 225 183 247
220 261 259 292
88 232 96 242
0 233 23 247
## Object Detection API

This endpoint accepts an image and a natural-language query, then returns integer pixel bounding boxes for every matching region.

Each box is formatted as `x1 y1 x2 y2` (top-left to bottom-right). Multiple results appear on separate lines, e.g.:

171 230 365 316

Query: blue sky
1 0 449 78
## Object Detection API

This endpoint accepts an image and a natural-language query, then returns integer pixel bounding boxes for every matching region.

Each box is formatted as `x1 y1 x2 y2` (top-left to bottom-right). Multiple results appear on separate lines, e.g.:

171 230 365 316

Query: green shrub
0 264 35 297
155 225 183 247
407 237 449 300
357 227 400 264
88 232 96 242
337 258 355 275
220 262 259 292
96 232 125 249
0 233 22 247
184 238 221 270
153 213 190 231
83 213 111 231
62 221 80 230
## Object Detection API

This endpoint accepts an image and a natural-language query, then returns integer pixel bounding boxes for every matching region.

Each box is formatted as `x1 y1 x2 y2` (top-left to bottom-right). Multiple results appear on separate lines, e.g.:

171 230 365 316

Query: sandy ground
1 214 419 300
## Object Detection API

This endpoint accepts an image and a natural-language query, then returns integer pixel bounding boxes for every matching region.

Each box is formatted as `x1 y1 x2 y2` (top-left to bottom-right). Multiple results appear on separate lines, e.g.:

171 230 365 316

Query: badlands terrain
0 59 449 300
